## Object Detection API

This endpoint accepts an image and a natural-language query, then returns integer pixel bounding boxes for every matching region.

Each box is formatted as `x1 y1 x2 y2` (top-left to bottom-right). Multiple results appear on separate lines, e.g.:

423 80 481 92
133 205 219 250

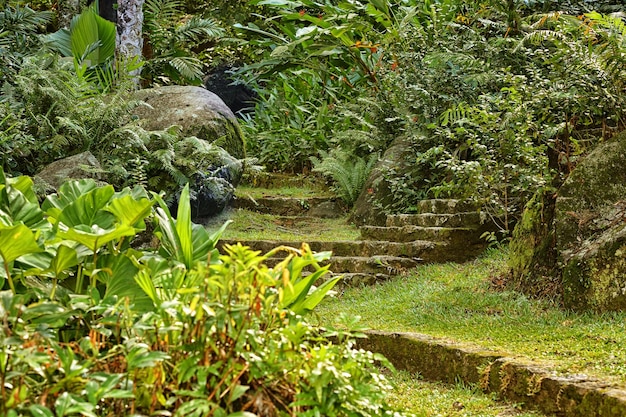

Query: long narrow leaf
176 184 194 268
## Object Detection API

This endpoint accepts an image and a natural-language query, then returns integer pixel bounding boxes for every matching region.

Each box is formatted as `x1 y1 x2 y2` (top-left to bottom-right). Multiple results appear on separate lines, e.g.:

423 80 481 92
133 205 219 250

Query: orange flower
299 9 305 16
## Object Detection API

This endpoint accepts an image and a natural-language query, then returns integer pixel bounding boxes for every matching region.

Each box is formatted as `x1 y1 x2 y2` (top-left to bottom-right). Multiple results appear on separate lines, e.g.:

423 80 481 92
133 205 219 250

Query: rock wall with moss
509 131 626 311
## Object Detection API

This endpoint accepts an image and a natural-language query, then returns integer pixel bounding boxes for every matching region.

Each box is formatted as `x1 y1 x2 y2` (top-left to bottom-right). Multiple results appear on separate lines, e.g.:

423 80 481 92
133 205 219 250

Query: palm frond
144 0 183 29
175 16 224 42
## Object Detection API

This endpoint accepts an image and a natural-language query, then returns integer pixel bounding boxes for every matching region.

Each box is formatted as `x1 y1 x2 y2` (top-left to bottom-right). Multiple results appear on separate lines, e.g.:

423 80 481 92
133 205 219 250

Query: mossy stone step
233 195 344 217
219 238 484 264
219 239 442 259
416 199 480 215
264 255 419 275
360 225 482 243
331 272 392 286
358 331 626 417
386 212 485 228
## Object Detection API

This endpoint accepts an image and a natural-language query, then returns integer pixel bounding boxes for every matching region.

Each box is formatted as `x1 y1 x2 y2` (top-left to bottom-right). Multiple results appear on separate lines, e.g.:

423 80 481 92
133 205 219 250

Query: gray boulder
132 85 246 159
34 151 103 191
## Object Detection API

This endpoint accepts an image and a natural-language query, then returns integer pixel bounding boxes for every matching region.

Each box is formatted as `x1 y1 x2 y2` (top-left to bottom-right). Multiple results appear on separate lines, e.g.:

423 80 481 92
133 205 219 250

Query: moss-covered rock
132 86 246 159
556 131 626 310
509 131 626 311
508 190 560 299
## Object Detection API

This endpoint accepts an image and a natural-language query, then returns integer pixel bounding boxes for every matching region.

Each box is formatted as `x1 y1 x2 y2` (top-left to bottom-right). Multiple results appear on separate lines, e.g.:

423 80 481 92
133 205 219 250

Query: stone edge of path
357 330 626 417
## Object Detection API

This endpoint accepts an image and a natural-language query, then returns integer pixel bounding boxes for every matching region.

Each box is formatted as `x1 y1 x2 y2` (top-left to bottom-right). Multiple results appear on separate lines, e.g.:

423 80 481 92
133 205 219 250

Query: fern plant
142 0 224 85
312 149 378 207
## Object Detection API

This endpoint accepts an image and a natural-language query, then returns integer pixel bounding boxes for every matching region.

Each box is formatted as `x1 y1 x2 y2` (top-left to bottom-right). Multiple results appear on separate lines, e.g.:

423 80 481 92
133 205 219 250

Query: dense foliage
235 0 625 225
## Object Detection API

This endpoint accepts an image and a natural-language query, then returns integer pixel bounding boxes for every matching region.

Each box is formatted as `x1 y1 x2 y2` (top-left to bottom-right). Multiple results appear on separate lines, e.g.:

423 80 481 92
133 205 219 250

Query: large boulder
557 132 626 310
509 131 626 311
34 151 103 192
132 85 246 159
170 147 243 221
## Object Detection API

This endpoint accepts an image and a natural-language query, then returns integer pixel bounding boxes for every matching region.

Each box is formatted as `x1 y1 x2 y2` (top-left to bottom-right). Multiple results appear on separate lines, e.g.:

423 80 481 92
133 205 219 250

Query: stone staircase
218 191 496 285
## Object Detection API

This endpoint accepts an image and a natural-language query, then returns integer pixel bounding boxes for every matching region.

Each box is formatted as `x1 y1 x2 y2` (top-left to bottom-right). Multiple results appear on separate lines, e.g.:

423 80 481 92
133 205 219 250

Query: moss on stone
508 190 560 298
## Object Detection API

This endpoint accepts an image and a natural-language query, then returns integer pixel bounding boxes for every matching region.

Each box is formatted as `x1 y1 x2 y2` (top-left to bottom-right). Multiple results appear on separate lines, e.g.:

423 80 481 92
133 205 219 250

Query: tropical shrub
236 0 625 230
0 171 404 417
367 2 624 229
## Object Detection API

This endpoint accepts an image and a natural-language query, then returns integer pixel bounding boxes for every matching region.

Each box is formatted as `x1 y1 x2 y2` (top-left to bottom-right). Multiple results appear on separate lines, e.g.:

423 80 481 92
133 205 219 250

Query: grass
316 247 626 385
211 209 361 242
387 370 541 417
235 184 334 199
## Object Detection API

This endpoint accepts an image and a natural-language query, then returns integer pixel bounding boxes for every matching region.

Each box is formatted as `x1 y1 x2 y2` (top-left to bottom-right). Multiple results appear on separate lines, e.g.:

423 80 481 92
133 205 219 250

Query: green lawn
316 248 626 385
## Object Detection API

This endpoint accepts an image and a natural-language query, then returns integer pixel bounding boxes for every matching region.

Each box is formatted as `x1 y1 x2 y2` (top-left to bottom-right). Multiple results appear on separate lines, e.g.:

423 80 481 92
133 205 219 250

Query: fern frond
424 51 482 71
513 29 567 52
168 56 204 81
143 0 182 29
313 149 378 206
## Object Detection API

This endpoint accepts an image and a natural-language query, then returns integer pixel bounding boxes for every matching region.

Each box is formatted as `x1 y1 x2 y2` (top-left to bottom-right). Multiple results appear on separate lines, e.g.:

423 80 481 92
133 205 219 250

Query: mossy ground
214 208 360 241
388 371 541 417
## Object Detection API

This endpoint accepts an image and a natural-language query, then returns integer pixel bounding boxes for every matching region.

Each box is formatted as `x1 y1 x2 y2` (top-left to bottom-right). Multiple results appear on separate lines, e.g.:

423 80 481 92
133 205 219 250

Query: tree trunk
116 0 145 85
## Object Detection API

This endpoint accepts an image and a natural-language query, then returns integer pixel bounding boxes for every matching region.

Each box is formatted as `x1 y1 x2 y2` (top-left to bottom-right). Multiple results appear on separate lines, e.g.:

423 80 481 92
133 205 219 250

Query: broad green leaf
0 224 42 264
280 267 321 309
22 301 71 327
29 405 54 417
126 346 170 370
68 6 115 66
0 172 44 228
154 205 183 262
95 9 116 62
134 268 160 305
49 244 79 278
58 186 116 229
43 28 72 56
102 252 152 312
192 220 231 264
58 224 135 253
43 179 99 211
300 275 341 312
71 8 99 62
105 194 153 228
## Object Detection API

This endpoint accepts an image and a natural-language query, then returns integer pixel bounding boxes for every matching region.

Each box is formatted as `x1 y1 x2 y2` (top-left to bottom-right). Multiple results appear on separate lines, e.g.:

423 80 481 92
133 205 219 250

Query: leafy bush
0 4 52 83
142 0 224 86
236 0 625 229
366 2 625 229
0 172 405 417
